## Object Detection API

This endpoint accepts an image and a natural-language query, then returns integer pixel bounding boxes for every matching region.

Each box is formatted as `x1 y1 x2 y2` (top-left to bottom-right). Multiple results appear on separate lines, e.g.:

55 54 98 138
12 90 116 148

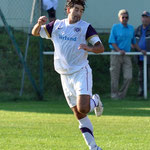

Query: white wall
0 0 150 32
0 0 41 30
0 0 33 28
56 0 150 32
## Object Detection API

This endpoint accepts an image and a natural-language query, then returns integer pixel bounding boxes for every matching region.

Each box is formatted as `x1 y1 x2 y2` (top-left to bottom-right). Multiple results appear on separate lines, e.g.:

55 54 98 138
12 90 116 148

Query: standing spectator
42 0 58 22
109 9 145 99
135 11 150 97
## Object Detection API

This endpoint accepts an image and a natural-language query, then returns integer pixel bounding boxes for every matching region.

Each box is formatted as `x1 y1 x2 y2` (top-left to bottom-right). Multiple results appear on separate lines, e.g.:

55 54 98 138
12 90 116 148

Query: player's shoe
97 147 102 150
91 146 102 150
92 94 104 117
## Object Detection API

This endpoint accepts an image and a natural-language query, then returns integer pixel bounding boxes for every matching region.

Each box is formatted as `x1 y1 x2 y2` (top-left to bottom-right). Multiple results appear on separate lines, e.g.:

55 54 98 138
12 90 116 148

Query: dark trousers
138 61 150 94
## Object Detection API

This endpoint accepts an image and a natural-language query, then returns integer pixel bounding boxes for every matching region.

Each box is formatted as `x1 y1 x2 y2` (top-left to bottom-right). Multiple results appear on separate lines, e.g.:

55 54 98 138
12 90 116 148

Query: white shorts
60 65 93 108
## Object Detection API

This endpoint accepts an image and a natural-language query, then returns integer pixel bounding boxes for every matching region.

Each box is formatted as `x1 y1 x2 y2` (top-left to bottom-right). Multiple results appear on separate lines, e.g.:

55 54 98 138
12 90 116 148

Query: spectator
42 0 58 22
109 9 145 99
135 11 150 97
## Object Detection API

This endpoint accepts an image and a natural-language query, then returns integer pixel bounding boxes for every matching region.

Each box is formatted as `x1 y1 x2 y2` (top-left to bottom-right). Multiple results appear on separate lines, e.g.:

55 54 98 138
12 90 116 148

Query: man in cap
135 11 150 97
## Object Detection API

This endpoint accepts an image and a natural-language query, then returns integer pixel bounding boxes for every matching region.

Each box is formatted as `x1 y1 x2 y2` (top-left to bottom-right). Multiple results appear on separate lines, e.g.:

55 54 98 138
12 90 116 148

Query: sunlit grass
0 97 150 150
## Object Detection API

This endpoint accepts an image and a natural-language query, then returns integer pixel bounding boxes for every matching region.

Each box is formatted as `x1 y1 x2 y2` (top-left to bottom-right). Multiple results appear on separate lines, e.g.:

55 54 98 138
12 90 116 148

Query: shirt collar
120 23 129 28
65 18 81 27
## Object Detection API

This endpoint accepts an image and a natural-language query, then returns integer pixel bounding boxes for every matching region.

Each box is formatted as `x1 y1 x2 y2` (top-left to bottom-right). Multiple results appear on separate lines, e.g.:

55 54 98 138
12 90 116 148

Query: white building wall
0 0 150 32
57 0 150 32
0 0 41 30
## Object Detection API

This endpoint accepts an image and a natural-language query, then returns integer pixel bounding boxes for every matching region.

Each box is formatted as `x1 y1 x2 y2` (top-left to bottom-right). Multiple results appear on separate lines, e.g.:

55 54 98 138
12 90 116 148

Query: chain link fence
0 0 46 99
0 0 143 100
0 0 42 31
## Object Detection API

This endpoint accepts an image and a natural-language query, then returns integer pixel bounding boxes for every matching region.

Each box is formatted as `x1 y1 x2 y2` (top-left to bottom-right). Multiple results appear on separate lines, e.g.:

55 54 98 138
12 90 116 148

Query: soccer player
32 0 104 149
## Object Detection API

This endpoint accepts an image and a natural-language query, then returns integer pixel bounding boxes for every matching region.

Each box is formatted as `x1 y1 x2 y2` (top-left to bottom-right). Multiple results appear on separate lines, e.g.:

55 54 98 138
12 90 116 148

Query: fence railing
43 51 150 99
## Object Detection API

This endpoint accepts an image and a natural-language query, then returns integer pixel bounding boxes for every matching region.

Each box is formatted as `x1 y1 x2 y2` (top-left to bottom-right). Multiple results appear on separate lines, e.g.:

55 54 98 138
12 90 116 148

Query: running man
32 0 104 149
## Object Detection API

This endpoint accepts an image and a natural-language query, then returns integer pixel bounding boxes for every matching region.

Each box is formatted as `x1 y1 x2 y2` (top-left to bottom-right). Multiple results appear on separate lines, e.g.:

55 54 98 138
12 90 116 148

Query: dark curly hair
65 0 86 11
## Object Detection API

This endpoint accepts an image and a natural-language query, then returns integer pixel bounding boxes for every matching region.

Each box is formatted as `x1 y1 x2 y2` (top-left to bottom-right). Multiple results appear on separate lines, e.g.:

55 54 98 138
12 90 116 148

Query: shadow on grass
0 93 150 117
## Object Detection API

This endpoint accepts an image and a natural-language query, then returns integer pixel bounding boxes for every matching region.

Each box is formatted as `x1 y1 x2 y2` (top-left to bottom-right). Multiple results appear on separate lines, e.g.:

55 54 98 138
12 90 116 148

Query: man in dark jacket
135 11 150 96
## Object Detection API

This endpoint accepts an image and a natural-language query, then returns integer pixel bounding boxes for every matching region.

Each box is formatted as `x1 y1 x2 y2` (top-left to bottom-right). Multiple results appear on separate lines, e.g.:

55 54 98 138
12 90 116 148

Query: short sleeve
40 20 55 39
109 25 116 44
86 25 101 45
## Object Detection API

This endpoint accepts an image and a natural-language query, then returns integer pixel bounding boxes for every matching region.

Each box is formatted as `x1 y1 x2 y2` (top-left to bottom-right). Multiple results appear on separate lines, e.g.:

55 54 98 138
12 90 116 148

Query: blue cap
142 11 150 17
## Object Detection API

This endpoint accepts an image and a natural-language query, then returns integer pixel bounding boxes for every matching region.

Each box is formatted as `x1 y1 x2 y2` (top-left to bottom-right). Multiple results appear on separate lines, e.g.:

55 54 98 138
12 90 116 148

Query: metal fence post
19 0 37 96
39 37 43 100
143 55 147 99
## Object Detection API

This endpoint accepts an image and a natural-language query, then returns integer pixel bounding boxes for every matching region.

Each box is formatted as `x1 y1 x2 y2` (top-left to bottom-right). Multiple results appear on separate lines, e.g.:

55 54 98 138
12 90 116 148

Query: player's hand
141 50 147 55
38 16 48 26
78 44 92 52
119 50 126 55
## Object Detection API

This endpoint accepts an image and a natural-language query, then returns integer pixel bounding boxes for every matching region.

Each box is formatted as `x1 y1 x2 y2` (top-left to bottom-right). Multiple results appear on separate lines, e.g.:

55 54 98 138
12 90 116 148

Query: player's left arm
78 41 104 54
78 25 104 53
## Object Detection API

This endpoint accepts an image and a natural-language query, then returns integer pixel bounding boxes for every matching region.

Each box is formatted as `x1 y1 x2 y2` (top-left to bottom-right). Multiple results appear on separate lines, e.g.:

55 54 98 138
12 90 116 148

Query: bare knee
77 106 89 114
72 106 86 120
77 95 90 114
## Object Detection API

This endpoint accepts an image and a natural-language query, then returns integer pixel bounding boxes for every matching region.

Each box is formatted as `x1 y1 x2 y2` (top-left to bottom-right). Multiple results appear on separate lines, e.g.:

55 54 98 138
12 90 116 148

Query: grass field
0 95 150 150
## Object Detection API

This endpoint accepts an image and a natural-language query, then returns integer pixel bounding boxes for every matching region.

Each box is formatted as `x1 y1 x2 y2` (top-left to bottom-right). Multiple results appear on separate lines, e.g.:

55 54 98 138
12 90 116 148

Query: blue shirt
138 27 147 61
109 23 136 52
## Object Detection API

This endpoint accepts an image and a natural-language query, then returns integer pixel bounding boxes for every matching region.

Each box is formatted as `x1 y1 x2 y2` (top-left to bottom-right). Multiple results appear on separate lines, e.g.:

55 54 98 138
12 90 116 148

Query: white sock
90 98 98 112
79 116 97 149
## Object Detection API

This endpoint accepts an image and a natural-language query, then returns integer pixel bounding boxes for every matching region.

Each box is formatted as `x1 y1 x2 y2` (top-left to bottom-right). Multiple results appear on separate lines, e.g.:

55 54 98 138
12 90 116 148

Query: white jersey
40 18 101 75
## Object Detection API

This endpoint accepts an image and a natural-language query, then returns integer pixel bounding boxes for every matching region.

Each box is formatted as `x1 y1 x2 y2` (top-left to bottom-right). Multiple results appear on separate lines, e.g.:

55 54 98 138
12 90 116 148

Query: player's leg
60 66 103 150
77 94 103 117
75 66 103 117
72 105 102 150
77 95 90 114
73 66 103 150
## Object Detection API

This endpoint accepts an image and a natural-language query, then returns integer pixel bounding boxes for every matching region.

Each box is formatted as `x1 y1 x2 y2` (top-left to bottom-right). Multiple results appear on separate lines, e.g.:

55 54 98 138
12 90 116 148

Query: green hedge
0 28 138 98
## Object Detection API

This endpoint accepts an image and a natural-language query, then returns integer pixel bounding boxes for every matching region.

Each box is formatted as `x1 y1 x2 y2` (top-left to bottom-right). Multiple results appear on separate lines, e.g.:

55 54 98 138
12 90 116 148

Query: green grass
0 96 150 150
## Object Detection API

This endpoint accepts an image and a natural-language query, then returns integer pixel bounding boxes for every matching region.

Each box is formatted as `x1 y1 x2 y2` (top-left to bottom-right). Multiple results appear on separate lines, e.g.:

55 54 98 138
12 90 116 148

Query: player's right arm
32 16 48 36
